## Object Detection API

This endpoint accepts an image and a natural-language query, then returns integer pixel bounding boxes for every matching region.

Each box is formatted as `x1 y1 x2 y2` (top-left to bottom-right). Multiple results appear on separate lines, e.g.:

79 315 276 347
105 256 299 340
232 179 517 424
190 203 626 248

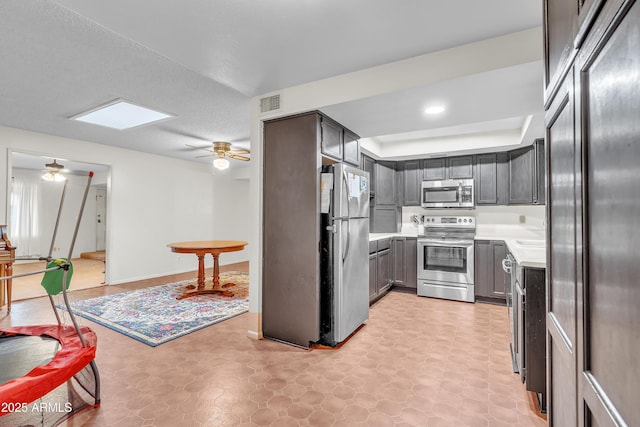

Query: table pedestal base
177 282 237 300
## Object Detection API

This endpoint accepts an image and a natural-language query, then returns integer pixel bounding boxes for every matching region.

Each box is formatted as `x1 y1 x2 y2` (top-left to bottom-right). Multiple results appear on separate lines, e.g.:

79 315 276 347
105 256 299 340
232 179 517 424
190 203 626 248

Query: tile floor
0 264 547 427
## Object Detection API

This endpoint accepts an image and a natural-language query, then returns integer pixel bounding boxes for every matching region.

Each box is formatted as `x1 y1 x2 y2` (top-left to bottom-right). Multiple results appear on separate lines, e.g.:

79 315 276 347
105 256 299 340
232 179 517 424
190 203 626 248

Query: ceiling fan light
213 157 230 170
42 171 66 182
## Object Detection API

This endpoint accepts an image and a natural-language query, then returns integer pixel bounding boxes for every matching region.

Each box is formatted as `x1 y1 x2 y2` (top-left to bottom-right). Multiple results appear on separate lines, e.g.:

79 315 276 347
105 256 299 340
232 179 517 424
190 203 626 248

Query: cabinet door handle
502 258 512 273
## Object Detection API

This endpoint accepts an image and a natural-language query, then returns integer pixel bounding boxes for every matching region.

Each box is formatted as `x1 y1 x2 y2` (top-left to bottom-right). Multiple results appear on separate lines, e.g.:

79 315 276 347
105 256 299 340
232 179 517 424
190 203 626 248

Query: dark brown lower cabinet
391 237 417 290
377 248 391 295
474 240 507 303
523 268 546 407
369 239 391 304
368 252 377 301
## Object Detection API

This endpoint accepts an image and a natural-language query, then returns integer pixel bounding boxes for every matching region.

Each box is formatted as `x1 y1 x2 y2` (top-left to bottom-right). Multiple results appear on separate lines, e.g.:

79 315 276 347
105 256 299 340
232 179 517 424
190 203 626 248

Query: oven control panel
422 216 475 228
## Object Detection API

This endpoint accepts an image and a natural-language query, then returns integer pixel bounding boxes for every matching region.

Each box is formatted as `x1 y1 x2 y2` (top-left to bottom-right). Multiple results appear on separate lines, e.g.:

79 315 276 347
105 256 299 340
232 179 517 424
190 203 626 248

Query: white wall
0 125 237 285
401 205 546 229
212 171 250 265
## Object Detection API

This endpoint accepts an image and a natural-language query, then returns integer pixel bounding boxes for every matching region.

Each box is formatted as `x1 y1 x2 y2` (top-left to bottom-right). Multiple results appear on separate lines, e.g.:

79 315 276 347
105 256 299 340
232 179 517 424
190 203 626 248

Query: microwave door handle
457 182 462 205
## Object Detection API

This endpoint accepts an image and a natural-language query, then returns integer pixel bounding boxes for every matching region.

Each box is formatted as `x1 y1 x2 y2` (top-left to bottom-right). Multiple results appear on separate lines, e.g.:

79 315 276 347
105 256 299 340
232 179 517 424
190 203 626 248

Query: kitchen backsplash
401 205 546 229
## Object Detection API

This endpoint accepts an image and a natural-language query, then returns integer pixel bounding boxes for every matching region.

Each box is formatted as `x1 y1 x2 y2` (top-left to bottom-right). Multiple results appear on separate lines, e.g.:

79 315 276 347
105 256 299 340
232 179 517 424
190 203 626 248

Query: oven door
417 239 474 285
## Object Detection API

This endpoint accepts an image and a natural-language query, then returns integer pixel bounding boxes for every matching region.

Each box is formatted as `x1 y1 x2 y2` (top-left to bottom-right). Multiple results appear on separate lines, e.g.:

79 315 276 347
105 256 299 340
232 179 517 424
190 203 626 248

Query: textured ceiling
0 0 542 167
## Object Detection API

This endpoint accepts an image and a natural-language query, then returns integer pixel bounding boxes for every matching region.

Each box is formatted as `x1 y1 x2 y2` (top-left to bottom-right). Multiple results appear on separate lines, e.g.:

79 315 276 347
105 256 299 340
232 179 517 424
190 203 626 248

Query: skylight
70 99 173 130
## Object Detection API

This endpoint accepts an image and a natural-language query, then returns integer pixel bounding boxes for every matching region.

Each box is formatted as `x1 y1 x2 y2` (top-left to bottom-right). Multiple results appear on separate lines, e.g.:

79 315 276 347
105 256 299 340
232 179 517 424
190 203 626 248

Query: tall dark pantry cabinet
544 0 640 426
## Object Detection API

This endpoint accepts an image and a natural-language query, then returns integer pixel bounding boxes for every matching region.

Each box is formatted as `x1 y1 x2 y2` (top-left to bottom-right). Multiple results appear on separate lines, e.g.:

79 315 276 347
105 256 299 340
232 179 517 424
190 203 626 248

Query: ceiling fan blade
186 144 213 153
195 153 215 158
228 149 250 155
227 153 250 161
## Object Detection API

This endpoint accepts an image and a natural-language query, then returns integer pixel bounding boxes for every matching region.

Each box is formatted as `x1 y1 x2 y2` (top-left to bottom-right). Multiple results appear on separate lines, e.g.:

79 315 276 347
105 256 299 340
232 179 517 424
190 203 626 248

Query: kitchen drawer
369 241 378 254
377 238 391 251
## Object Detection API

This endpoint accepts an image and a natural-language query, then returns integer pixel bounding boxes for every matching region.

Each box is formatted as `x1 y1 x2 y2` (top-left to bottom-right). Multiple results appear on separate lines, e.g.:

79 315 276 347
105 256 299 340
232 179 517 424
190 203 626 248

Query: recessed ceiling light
424 105 446 115
70 99 173 130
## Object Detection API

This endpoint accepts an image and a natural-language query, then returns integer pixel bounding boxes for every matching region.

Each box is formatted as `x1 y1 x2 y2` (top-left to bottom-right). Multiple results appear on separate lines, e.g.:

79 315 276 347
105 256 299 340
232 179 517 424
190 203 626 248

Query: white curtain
10 175 42 257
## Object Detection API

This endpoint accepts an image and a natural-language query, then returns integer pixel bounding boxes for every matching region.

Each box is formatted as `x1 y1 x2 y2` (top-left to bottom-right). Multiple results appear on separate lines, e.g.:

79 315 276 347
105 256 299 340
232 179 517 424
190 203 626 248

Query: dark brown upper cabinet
475 153 508 205
543 0 606 103
422 158 446 181
421 156 473 181
343 129 360 166
448 156 474 179
319 115 343 161
319 114 360 167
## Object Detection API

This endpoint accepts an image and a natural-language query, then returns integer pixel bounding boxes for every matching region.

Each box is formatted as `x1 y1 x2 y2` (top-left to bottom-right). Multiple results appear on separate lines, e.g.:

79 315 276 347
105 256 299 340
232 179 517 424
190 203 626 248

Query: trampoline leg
90 360 101 404
61 268 87 348
48 294 62 324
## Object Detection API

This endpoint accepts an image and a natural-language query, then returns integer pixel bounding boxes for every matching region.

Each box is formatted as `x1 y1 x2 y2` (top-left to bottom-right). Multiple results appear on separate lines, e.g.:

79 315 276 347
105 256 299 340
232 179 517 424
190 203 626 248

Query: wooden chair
0 225 15 313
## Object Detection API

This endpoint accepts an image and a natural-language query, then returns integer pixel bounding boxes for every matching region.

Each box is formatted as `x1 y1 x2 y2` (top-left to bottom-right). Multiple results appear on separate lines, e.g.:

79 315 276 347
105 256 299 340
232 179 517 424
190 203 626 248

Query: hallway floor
0 264 547 427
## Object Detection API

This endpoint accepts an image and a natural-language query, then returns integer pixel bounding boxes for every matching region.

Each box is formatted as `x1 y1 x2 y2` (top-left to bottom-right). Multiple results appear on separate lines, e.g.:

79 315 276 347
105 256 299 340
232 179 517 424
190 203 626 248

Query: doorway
8 151 110 301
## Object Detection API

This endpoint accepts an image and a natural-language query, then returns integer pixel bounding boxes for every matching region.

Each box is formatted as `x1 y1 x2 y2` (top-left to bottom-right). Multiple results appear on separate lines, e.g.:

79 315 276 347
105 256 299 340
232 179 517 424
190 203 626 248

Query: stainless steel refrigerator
320 163 370 346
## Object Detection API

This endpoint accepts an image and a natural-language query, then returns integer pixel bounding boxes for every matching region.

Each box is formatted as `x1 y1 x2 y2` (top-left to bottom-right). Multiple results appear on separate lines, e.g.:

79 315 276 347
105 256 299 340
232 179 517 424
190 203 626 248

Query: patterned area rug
62 271 249 347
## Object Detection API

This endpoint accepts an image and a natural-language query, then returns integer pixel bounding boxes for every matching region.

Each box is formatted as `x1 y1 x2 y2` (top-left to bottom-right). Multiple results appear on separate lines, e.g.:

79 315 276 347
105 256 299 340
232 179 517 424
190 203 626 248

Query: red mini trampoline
0 172 101 426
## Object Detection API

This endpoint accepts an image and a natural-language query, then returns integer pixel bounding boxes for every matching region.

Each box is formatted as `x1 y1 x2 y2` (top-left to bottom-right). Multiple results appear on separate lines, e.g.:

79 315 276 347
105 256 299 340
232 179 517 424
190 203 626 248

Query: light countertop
368 231 418 241
475 224 546 269
369 224 546 268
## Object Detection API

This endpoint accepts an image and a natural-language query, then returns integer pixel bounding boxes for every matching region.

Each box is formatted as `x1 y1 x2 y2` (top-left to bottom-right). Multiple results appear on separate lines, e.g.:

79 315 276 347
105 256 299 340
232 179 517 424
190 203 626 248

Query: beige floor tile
0 263 547 426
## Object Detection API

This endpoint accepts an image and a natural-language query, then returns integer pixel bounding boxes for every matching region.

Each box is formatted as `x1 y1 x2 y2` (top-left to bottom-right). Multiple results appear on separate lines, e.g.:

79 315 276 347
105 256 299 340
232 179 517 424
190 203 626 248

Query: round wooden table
167 240 247 299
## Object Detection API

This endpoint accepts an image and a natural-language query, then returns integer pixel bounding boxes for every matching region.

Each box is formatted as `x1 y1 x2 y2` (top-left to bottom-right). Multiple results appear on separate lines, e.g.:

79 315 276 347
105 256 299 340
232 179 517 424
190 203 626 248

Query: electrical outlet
519 215 526 224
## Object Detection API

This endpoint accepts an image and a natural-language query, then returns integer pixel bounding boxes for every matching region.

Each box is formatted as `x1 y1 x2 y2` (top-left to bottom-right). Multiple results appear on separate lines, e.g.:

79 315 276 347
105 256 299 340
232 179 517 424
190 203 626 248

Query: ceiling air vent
260 94 281 113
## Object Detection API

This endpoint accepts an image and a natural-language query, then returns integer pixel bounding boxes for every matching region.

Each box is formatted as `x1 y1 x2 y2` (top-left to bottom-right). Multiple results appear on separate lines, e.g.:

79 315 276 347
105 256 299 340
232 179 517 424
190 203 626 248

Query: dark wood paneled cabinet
447 156 474 179
396 148 542 209
474 240 507 302
422 158 446 180
377 247 391 294
361 154 375 198
391 237 417 290
319 114 360 166
508 141 545 205
319 115 342 161
263 112 323 347
475 153 509 205
343 129 360 166
523 267 546 401
371 161 401 232
508 146 535 204
544 1 640 425
400 160 421 206
422 156 473 181
368 252 377 301
374 161 396 206
369 239 392 304
262 111 361 348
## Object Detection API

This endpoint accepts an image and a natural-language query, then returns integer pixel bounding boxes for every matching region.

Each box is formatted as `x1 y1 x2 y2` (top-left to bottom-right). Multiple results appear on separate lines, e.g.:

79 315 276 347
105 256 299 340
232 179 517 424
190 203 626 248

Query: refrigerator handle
341 171 351 262
342 170 351 218
343 219 351 262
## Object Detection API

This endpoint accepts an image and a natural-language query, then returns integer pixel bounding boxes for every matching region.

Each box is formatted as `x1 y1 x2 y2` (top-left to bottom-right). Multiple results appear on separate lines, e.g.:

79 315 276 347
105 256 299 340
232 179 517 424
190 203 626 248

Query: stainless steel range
417 216 476 303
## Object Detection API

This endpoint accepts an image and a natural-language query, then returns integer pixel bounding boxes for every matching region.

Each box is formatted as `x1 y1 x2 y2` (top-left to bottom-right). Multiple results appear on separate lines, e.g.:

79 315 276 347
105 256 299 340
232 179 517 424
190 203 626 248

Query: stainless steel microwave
421 179 474 208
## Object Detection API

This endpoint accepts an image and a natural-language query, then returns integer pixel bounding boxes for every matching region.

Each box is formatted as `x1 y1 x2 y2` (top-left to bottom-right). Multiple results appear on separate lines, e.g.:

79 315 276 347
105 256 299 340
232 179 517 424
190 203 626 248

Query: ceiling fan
187 141 250 170
41 159 67 182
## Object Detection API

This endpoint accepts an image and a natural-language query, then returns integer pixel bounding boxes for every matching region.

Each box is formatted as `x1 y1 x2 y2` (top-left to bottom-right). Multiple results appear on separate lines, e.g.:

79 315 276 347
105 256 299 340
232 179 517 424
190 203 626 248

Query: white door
95 187 106 250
